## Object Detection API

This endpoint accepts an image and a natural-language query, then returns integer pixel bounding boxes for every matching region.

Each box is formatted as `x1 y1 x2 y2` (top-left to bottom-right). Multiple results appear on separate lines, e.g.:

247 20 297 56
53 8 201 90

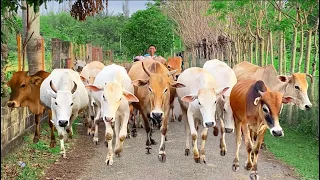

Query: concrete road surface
43 119 299 180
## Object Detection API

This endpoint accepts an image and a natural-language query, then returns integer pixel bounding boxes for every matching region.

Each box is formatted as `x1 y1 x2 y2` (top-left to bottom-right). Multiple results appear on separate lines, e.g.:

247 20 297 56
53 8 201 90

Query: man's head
147 45 156 56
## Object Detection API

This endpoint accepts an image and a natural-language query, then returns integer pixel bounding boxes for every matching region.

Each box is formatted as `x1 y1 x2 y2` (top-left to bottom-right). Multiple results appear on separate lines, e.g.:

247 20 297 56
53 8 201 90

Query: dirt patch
41 122 96 180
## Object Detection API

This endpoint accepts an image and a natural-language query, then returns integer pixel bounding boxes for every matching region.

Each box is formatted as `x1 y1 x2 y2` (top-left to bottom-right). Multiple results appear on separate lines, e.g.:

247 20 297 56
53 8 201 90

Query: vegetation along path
42 118 299 180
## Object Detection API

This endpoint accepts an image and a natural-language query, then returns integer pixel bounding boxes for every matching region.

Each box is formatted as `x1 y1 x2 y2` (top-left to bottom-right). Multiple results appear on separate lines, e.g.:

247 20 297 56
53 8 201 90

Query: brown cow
128 59 185 162
7 71 56 147
230 79 294 180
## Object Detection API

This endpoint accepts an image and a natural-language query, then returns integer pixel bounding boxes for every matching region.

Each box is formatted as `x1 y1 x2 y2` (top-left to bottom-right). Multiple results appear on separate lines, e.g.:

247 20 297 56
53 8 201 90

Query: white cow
176 67 229 163
79 61 105 136
203 59 237 156
85 64 139 165
40 69 89 158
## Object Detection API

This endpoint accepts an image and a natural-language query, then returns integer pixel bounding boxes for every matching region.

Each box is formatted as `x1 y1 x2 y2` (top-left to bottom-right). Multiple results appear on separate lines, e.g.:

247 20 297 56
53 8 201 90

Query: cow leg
56 126 67 158
66 113 76 140
33 114 41 143
140 111 152 154
182 108 190 156
115 109 129 157
242 124 253 171
232 118 242 171
47 110 56 148
200 127 208 163
170 104 175 122
105 121 114 165
187 109 199 163
158 118 168 163
93 108 101 145
219 117 227 156
250 126 267 180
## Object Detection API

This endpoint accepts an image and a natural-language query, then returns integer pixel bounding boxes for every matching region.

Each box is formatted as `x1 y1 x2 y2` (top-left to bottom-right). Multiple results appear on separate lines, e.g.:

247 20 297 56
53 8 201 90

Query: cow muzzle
225 128 234 133
104 117 114 123
7 101 18 108
271 130 283 137
204 121 215 128
151 112 163 122
58 120 68 127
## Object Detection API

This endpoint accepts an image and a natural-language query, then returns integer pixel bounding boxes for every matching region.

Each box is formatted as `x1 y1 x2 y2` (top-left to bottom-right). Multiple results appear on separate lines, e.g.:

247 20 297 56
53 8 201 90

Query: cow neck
271 80 288 95
26 85 44 115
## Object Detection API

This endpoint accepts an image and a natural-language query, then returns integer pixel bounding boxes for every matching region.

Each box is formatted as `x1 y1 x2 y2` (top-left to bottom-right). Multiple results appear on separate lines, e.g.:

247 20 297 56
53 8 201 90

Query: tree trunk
22 1 43 74
265 32 269 65
291 27 298 73
269 31 274 66
1 8 10 97
255 36 258 65
259 37 264 67
311 18 319 103
249 39 253 63
279 32 283 74
283 35 287 74
304 29 312 74
297 26 304 72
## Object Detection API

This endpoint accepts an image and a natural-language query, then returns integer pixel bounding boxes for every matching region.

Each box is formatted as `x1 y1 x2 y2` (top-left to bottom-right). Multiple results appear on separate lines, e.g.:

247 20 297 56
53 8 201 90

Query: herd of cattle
6 56 312 180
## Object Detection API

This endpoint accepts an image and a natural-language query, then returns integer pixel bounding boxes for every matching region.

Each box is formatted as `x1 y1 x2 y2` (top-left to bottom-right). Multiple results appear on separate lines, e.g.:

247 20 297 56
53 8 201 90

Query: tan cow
230 79 294 180
79 61 105 137
7 71 56 147
128 59 185 162
233 61 313 110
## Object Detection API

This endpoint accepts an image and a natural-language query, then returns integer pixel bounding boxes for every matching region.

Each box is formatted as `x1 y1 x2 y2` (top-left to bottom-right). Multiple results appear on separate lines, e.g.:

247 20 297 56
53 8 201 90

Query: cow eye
119 97 122 101
167 65 171 69
70 103 73 106
20 84 26 88
164 88 168 93
103 95 105 99
148 87 153 92
223 108 226 112
294 85 300 90
198 101 201 105
263 107 269 113
55 102 58 106
215 101 217 104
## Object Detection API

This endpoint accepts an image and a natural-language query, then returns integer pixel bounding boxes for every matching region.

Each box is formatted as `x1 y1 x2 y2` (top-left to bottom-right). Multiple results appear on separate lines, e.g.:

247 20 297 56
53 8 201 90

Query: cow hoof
60 152 66 159
250 171 259 180
178 115 182 122
131 129 137 137
104 141 108 147
146 146 151 154
194 157 200 163
50 141 56 148
33 137 39 144
232 163 239 172
105 159 113 166
158 153 166 163
165 136 168 141
139 125 144 128
213 127 219 136
93 137 99 145
185 149 190 156
220 150 226 156
260 143 267 150
245 161 253 170
150 138 157 145
126 134 131 139
200 156 206 164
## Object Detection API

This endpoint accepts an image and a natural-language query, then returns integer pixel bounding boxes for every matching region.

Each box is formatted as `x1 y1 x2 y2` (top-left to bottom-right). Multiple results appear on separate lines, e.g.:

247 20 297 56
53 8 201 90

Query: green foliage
264 124 319 180
122 6 177 57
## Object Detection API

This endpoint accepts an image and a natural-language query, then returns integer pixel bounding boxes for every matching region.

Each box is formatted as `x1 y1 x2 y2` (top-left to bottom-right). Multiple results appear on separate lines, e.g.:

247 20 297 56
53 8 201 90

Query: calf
85 64 139 165
7 71 56 147
176 67 229 163
40 69 89 158
230 79 294 180
79 61 105 136
203 59 237 156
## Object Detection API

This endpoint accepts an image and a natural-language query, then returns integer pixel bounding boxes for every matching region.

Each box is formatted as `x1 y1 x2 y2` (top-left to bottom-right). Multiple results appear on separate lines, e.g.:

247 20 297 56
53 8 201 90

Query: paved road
43 119 299 180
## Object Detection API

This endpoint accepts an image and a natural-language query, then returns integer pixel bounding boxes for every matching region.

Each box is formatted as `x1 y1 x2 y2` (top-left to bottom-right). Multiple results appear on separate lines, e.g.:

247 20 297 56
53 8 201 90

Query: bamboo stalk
259 37 265 67
291 27 297 73
297 26 304 72
255 36 258 65
304 28 312 74
283 35 287 74
266 32 269 65
16 33 22 71
270 31 274 66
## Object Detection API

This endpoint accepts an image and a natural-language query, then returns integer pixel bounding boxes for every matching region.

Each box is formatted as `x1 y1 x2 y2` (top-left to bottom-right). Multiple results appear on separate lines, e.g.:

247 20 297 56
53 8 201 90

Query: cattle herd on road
6 56 313 180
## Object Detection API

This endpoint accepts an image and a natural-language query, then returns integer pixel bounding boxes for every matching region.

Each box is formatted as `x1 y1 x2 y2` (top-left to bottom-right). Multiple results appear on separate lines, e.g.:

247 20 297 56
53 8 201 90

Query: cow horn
71 81 77 94
50 80 57 93
142 62 151 77
167 69 178 77
306 74 313 83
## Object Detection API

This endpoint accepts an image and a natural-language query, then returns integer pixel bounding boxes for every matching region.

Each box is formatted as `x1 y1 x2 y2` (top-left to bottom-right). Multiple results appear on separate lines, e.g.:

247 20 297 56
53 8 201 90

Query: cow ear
253 97 261 105
278 75 291 82
170 81 185 88
47 89 57 98
216 87 230 97
181 94 198 102
30 76 42 85
85 85 103 92
282 96 295 104
131 79 149 87
123 89 139 102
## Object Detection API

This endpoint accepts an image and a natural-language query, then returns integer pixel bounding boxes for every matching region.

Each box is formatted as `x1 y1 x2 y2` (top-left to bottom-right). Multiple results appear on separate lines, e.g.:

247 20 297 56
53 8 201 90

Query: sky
38 1 152 16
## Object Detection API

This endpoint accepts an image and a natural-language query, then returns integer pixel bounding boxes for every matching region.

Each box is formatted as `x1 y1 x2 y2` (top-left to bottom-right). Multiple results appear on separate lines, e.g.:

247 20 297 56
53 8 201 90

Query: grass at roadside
1 117 82 180
264 124 319 180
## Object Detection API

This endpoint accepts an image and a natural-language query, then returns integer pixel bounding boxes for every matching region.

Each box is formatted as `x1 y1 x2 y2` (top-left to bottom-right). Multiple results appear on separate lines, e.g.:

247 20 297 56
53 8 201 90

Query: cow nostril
225 128 234 133
152 112 163 120
305 105 311 110
58 120 68 127
90 116 94 120
104 117 113 122
7 102 15 108
205 122 215 128
272 130 283 137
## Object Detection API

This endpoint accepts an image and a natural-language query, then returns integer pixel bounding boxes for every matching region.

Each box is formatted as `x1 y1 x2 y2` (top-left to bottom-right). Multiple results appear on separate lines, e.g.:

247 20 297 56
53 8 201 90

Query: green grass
1 117 82 180
264 124 319 180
